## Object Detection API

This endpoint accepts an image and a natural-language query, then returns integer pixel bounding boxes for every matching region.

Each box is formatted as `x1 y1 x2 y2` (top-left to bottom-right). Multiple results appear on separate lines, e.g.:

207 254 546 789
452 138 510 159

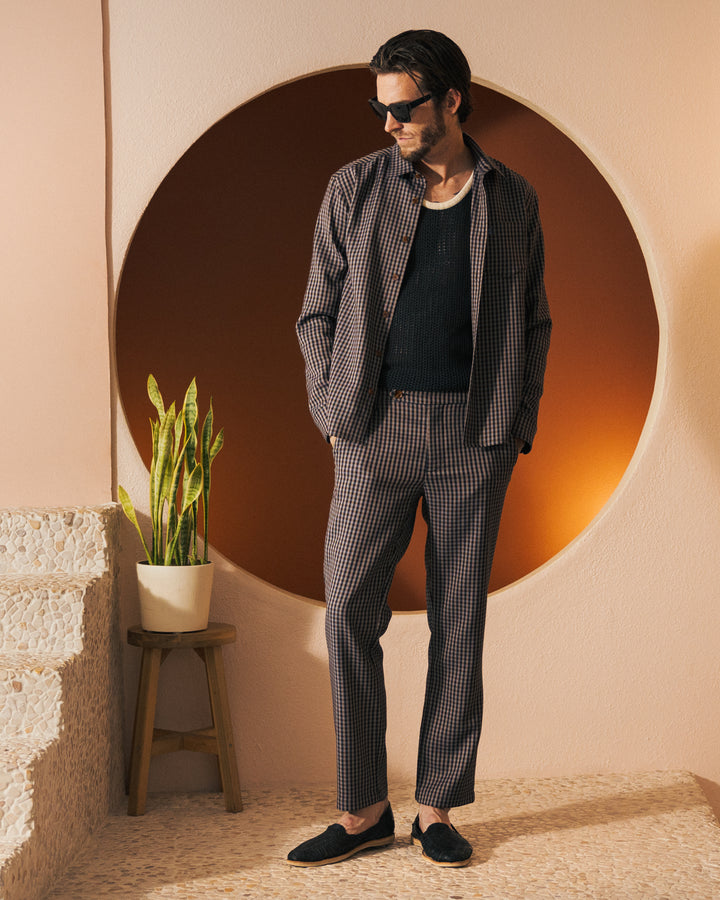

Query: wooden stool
127 622 243 815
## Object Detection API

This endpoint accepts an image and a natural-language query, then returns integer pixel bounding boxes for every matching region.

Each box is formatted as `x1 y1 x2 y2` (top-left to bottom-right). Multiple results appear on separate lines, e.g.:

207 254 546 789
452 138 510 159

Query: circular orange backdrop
116 70 658 610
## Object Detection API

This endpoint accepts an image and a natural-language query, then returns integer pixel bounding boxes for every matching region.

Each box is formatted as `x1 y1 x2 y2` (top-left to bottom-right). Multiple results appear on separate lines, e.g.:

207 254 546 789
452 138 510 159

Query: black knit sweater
380 191 473 392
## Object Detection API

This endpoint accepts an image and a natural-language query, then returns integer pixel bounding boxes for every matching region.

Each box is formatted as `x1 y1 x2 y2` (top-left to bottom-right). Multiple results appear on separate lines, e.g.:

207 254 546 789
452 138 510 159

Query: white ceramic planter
136 561 214 632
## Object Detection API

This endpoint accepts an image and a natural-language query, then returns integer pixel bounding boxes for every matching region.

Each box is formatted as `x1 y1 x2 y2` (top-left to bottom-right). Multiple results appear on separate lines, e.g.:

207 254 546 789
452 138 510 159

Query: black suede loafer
411 815 472 867
287 804 395 867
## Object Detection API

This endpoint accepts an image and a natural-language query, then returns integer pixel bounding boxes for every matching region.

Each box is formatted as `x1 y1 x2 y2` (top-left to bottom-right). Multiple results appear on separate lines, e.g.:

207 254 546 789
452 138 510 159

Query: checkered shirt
297 134 551 451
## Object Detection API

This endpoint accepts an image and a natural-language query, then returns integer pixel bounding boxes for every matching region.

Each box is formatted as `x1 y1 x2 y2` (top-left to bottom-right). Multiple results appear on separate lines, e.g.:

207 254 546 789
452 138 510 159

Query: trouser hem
337 787 389 813
414 789 476 809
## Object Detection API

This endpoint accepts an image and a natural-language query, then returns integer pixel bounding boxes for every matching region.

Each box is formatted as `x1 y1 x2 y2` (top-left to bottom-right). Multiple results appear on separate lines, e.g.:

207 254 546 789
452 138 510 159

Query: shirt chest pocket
483 219 527 282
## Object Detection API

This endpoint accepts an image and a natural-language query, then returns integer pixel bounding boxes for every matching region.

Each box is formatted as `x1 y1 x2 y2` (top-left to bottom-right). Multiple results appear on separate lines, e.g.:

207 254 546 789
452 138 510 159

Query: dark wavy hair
369 30 473 123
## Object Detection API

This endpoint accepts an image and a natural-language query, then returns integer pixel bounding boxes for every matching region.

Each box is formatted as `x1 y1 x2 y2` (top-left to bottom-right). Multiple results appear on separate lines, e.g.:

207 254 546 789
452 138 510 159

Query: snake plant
119 375 224 565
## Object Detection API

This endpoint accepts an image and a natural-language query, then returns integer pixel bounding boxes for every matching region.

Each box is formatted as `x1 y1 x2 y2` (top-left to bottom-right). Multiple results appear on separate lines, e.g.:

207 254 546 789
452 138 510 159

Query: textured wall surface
0 506 124 900
0 2 110 507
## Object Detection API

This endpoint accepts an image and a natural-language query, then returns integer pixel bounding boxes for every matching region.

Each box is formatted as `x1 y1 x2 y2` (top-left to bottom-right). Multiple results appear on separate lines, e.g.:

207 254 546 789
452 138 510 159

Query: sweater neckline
422 173 474 210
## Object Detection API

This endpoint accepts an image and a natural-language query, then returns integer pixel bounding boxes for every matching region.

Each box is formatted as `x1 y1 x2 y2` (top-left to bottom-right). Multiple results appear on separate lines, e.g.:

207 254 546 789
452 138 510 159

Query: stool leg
128 646 162 815
202 646 243 812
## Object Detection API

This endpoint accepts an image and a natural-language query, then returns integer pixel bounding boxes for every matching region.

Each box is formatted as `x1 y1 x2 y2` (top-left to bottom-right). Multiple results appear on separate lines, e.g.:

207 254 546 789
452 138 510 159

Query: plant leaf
154 403 176 500
183 378 198 432
166 503 178 564
178 502 192 565
183 380 199 477
165 464 203 564
181 463 204 512
118 485 152 563
148 419 161 564
164 433 190 562
153 402 176 562
200 404 213 563
147 374 165 418
209 427 224 462
174 406 184 457
199 402 223 563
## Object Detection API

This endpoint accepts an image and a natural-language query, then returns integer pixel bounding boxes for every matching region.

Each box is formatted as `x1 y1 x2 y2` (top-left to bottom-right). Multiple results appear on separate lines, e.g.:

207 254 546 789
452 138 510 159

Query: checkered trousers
324 389 519 811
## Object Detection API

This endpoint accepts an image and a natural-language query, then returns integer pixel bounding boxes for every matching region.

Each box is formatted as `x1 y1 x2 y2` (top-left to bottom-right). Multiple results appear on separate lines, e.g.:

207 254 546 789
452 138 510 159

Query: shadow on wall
115 68 658 611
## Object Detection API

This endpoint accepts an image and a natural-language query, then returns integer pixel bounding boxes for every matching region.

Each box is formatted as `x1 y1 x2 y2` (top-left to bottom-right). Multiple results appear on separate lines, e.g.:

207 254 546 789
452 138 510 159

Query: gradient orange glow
116 69 658 610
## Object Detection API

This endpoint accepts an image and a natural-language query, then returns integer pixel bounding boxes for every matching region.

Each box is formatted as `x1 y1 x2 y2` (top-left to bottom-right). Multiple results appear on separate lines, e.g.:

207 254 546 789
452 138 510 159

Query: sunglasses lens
369 96 426 123
391 104 411 123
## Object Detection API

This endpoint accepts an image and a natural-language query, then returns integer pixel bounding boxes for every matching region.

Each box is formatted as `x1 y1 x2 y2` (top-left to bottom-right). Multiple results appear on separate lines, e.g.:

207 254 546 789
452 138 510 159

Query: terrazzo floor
47 771 720 899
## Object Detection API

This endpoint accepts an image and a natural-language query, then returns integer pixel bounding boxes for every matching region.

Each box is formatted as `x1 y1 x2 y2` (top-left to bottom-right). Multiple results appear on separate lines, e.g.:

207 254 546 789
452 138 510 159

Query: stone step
0 574 96 654
0 637 123 899
0 504 123 900
0 507 114 576
0 841 25 900
0 652 72 743
0 738 44 846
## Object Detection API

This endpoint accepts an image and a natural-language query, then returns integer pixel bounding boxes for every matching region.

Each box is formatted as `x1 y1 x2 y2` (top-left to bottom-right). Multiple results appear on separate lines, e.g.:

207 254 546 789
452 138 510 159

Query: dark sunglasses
368 93 433 124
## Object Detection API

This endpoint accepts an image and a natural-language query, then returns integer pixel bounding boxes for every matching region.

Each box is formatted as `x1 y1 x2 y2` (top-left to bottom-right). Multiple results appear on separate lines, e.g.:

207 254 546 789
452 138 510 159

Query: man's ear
444 87 462 117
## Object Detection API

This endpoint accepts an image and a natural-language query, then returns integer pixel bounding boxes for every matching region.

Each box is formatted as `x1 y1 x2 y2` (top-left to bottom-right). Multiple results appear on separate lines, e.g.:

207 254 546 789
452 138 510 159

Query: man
289 29 551 868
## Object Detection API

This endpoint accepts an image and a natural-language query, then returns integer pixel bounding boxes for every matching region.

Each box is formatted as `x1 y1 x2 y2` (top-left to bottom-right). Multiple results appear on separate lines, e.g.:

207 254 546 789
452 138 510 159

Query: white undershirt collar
422 172 474 210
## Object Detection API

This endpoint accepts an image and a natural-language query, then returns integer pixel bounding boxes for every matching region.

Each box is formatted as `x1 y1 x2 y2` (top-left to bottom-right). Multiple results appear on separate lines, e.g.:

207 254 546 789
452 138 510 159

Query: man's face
375 72 447 164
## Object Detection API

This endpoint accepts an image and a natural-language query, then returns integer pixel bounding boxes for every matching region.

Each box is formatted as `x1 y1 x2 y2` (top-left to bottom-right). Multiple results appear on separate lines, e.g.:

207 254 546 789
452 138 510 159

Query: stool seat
128 622 237 650
127 622 243 815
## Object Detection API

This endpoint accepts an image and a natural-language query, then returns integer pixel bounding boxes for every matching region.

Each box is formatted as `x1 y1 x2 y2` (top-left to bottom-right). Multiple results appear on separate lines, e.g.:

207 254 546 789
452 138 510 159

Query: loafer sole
287 834 395 867
412 836 472 867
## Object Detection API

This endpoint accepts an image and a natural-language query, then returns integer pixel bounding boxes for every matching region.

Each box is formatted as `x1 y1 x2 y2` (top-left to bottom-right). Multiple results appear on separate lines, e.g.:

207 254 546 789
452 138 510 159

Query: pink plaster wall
5 0 719 828
0 1 110 507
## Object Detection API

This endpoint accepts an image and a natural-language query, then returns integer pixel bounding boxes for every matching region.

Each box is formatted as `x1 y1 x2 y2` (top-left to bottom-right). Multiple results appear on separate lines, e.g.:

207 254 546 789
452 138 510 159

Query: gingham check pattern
325 391 519 810
297 134 551 452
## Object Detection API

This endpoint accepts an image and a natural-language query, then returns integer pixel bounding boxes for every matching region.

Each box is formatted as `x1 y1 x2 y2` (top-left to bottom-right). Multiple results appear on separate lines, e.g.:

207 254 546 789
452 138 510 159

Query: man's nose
384 111 401 133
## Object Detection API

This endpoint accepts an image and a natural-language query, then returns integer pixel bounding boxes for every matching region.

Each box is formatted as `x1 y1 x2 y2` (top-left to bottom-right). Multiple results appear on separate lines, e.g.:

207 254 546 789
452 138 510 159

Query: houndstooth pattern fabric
325 391 519 811
296 134 551 453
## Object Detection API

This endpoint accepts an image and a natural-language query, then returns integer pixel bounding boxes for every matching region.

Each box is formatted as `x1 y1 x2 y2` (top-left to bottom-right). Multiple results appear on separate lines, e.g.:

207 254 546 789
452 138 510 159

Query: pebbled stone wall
0 504 123 900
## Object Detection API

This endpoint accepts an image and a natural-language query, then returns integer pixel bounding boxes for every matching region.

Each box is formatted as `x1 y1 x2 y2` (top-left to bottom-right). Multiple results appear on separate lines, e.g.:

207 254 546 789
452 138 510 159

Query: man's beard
398 108 447 163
